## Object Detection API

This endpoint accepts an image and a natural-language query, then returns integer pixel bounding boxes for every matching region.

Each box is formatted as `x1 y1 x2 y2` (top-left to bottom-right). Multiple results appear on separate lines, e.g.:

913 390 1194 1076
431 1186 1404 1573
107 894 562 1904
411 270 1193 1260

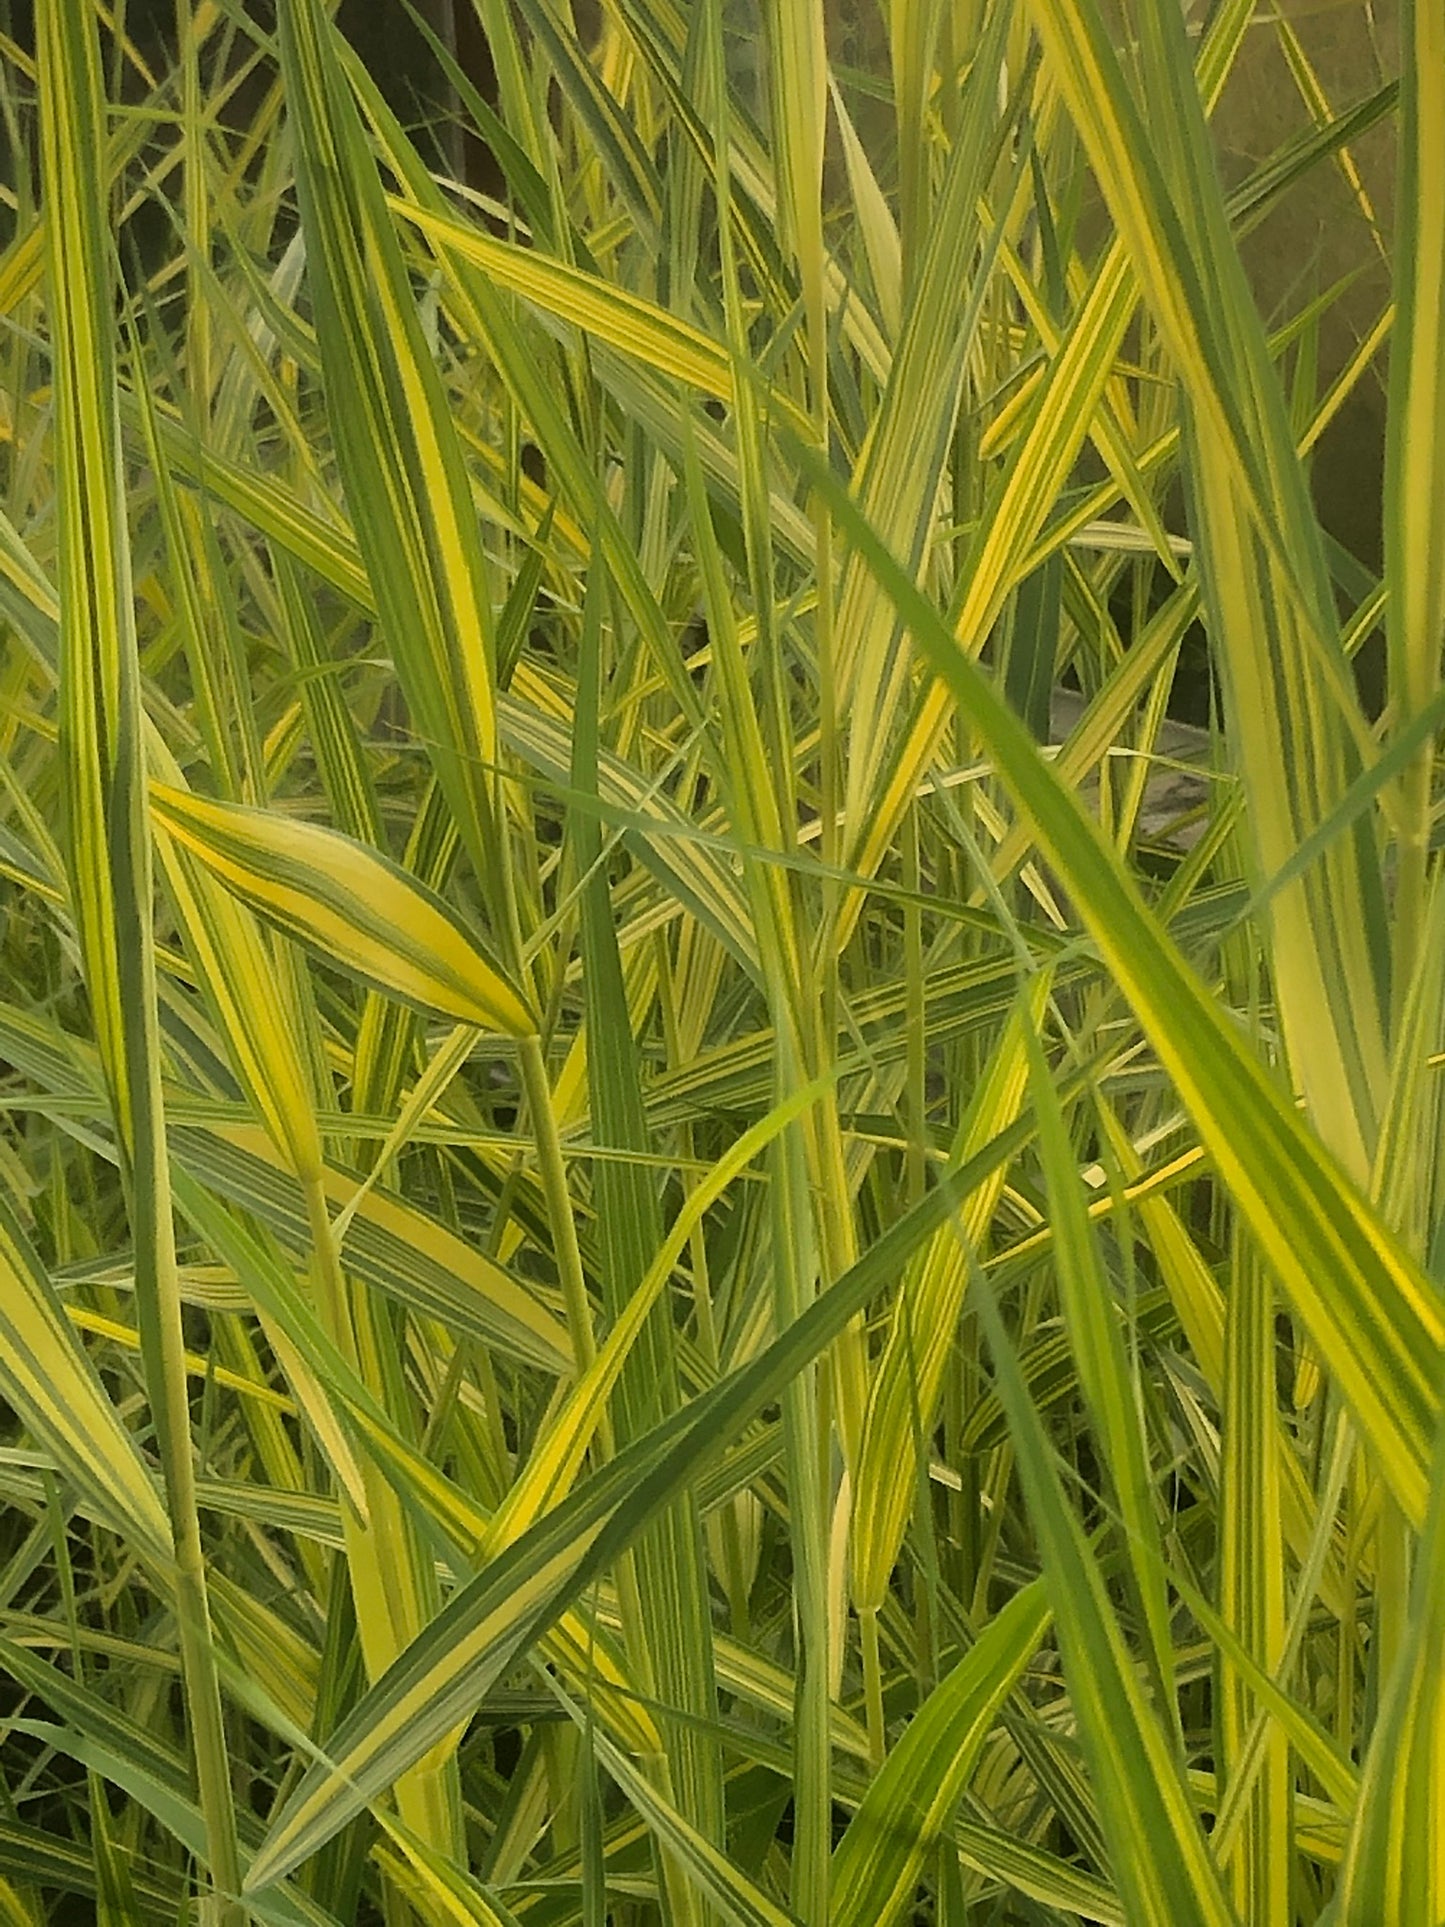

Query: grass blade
974 1278 1239 1927
37 2 241 1908
1382 0 1445 1007
1336 1405 1445 1922
797 431 1445 1525
278 0 507 919
830 1581 1049 1927
0 1196 170 1567
149 787 536 1035
243 1109 1048 1891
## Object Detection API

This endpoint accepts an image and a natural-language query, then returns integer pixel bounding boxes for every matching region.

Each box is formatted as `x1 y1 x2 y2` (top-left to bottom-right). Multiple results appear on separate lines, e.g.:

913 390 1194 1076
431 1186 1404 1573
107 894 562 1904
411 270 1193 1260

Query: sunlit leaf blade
1336 1407 1445 1923
507 0 662 240
1024 1018 1179 1730
392 201 734 402
570 571 722 1890
497 690 759 975
277 0 507 912
370 1812 526 1927
243 1113 1044 1891
484 1077 829 1546
582 1712 797 1927
171 1127 573 1373
1022 0 1390 1178
39 0 131 1134
1217 1227 1289 1920
149 786 536 1035
36 0 242 1907
835 1 1016 834
150 783 325 1186
1382 0 1445 1000
851 981 1043 1616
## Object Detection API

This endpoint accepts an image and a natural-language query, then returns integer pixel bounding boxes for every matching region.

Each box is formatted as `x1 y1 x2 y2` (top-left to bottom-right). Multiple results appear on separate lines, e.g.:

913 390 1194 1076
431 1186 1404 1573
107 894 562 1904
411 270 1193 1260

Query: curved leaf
150 787 536 1036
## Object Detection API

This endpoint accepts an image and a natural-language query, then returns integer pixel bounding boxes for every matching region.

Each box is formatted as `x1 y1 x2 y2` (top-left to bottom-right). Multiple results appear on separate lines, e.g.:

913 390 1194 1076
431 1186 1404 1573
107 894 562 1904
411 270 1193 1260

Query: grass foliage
0 0 1441 1920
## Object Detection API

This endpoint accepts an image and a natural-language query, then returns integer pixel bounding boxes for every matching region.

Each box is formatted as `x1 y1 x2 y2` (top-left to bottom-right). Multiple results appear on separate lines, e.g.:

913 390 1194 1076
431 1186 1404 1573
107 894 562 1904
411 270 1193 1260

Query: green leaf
1336 1402 1445 1923
829 1582 1050 1927
393 201 734 402
974 1279 1239 1927
278 0 508 914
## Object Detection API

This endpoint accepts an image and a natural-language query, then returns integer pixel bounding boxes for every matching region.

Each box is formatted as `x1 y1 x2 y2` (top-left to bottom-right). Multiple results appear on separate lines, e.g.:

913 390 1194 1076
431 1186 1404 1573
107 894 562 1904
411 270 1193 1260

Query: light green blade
277 0 508 916
1022 0 1389 1178
36 0 241 1908
242 1110 1048 1891
1336 1406 1445 1922
572 570 722 1900
1023 1017 1179 1738
1381 0 1445 1007
851 981 1044 1619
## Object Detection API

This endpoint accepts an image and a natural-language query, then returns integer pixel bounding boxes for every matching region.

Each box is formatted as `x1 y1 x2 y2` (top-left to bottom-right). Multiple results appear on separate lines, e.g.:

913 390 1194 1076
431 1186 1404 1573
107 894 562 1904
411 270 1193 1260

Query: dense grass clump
0 1 1440 1921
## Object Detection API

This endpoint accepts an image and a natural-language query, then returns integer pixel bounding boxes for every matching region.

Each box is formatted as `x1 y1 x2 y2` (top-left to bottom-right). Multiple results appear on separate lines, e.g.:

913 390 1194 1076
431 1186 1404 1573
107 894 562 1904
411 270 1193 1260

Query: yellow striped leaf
851 979 1045 1616
800 433 1445 1526
149 787 536 1036
393 201 733 404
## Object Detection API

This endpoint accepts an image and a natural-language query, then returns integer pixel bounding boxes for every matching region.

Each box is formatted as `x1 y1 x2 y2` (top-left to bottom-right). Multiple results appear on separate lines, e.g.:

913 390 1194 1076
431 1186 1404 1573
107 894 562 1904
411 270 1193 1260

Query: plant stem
133 1101 243 1922
518 1032 596 1373
861 1606 886 1771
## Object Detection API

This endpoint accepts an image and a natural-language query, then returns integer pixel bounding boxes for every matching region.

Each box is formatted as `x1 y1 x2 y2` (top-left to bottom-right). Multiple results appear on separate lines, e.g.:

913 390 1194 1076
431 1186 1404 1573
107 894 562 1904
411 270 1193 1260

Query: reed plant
0 0 1440 1920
